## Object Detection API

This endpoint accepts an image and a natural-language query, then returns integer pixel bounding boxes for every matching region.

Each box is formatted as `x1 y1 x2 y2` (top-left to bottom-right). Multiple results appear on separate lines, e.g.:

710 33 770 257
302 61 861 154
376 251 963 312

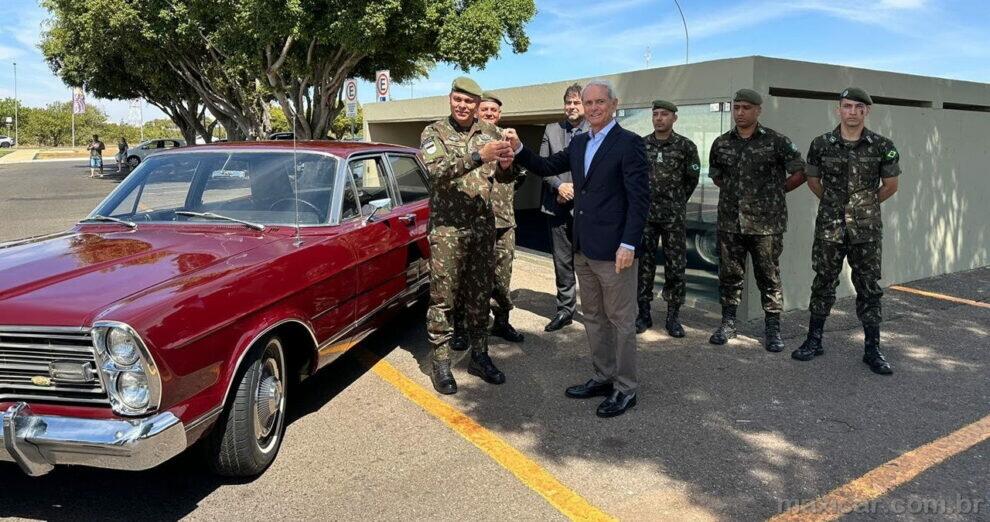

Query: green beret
733 89 763 105
652 100 678 113
451 76 483 98
840 87 873 105
481 91 502 106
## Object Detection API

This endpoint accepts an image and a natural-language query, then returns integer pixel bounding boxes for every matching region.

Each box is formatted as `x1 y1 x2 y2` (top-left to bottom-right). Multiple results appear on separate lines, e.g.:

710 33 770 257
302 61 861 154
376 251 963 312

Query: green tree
40 0 535 141
41 0 219 143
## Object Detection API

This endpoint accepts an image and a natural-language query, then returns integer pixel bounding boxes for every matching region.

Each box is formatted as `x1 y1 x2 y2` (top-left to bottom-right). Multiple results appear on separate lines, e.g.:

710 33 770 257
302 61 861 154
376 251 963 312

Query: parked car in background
0 140 432 477
267 132 294 140
0 135 14 148
125 138 186 168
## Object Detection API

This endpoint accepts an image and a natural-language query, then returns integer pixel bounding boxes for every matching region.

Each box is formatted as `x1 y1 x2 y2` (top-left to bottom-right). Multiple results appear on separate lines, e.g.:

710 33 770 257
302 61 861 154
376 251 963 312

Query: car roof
180 140 419 158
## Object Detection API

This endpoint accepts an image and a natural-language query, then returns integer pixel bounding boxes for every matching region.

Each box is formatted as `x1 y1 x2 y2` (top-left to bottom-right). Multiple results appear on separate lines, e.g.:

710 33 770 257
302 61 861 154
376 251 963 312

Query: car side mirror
362 204 381 225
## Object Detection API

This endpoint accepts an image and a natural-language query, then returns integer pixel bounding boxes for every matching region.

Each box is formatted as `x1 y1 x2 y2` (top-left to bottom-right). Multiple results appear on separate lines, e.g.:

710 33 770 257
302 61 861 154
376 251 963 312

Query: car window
94 151 338 225
388 155 430 204
348 156 395 216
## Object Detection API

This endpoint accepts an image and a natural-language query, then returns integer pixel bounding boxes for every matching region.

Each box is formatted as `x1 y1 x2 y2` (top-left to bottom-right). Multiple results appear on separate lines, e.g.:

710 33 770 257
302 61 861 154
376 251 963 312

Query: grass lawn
0 149 13 158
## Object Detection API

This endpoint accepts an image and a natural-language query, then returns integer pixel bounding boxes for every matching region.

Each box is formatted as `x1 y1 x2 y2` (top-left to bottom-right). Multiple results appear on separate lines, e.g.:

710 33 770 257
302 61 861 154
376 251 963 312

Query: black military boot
665 304 685 338
430 357 457 395
467 338 506 385
491 311 524 342
764 313 784 352
863 323 893 375
635 301 653 334
709 305 737 345
792 314 826 361
450 330 468 352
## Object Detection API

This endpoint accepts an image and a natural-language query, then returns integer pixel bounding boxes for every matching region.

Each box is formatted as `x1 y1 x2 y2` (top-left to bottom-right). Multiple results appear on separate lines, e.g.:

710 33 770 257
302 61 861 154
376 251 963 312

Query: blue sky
1 0 988 123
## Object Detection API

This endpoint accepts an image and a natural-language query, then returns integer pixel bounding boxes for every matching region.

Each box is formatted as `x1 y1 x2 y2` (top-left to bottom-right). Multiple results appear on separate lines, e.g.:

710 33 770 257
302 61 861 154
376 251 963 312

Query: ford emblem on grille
49 361 97 383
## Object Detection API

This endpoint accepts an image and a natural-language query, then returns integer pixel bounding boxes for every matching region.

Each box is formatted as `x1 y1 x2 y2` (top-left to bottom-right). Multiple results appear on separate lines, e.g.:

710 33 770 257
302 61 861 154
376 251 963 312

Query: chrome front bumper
1 402 186 476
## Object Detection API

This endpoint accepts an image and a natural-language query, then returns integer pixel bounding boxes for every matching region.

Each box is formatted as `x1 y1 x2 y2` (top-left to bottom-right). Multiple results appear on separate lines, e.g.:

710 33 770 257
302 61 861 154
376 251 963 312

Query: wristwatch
470 150 482 166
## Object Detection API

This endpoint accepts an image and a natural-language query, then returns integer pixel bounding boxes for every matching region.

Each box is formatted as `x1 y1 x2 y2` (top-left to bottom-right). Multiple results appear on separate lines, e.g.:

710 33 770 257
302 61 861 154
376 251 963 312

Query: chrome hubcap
253 352 283 450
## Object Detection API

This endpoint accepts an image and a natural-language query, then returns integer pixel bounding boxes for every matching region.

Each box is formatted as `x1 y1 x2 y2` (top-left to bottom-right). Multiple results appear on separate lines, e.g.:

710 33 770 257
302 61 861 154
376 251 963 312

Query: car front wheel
694 230 719 267
207 335 288 477
126 155 141 168
0 142 10 148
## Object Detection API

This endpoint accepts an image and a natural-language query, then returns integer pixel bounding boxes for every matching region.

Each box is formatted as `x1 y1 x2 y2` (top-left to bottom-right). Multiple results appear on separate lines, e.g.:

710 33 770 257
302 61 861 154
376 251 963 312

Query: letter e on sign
375 70 391 102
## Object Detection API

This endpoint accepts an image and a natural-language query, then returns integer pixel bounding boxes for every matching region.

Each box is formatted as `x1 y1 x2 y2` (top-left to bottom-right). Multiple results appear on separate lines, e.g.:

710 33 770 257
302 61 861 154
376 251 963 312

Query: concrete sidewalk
0 148 39 164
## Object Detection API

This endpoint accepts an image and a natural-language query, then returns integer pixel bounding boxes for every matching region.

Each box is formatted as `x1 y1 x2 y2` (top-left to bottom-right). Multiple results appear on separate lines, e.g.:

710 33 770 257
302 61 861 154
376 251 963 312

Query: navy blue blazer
517 122 650 262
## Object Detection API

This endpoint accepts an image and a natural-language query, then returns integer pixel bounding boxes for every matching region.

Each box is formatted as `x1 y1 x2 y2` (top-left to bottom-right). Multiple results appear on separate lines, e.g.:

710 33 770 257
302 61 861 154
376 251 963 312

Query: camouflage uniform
421 116 512 361
490 160 527 315
806 127 900 324
638 132 701 307
709 124 805 313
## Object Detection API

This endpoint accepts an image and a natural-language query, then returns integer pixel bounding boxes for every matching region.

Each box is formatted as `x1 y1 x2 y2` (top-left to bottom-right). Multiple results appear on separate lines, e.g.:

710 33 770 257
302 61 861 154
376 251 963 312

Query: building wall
365 56 990 319
752 57 990 321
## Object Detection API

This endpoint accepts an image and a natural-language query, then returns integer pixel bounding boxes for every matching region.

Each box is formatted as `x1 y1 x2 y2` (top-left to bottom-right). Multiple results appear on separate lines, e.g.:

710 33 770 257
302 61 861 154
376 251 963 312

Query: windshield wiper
79 215 137 229
175 211 265 231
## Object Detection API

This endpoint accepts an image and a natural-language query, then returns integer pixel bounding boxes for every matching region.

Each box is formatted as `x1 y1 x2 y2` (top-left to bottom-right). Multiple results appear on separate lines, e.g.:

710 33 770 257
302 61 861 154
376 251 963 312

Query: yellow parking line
889 285 990 309
769 414 990 521
371 360 615 522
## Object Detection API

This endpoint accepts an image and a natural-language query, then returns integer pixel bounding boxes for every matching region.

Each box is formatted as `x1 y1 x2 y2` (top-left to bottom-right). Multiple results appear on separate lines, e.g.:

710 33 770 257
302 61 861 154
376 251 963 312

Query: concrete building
364 56 990 320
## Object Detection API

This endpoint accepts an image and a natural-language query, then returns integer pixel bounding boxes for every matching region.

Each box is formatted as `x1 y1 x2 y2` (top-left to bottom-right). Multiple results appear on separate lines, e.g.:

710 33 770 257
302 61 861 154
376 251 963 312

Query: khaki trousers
574 251 639 394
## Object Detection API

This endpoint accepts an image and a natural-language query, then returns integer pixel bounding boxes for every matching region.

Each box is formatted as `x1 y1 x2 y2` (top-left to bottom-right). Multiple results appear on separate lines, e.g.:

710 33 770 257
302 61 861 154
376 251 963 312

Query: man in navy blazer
505 80 650 418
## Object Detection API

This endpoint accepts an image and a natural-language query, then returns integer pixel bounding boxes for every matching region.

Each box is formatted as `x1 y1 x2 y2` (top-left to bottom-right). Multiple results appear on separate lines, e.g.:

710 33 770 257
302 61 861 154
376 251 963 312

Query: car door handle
398 214 416 225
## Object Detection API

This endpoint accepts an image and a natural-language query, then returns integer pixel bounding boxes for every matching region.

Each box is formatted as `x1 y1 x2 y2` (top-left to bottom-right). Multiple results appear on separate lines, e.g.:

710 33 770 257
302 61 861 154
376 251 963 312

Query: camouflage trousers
637 221 688 306
718 231 783 313
427 223 496 361
809 237 883 324
490 226 515 315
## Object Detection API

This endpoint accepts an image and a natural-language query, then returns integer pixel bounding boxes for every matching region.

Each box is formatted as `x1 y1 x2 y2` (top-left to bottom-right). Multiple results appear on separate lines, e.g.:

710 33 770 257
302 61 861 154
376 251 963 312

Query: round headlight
116 371 150 409
107 328 140 366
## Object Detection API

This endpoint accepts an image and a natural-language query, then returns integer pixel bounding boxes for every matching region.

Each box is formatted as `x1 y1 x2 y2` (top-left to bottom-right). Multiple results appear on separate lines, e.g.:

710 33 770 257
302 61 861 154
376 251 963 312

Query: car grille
0 327 109 406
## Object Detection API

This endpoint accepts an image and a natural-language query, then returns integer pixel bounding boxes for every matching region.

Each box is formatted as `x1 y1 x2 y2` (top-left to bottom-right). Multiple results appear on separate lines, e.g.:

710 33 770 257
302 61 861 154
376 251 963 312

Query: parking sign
375 70 390 102
344 78 358 117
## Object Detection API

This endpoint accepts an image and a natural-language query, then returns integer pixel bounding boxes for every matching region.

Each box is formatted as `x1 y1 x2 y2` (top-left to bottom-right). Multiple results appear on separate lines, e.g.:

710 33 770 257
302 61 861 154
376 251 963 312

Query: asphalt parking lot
1 160 988 521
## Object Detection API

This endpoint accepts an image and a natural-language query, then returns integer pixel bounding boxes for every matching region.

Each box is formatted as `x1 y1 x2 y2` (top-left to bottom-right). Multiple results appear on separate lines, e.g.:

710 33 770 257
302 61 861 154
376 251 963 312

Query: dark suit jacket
517 121 650 262
539 120 590 216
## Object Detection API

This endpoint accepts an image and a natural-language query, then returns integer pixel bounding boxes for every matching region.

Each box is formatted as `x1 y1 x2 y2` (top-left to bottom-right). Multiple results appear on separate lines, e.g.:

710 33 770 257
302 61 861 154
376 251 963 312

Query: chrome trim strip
219 319 319 411
317 275 429 352
1 402 185 477
0 326 90 334
184 405 223 433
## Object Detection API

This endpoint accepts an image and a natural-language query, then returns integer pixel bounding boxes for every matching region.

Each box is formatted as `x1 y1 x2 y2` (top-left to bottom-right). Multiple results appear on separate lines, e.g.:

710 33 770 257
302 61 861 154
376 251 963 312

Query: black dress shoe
544 312 573 332
468 352 506 384
430 360 457 395
863 352 893 375
596 390 637 418
565 379 613 399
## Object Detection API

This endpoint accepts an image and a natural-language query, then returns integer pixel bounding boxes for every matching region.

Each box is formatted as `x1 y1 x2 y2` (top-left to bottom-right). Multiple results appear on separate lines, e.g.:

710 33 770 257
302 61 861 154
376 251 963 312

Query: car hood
0 226 279 326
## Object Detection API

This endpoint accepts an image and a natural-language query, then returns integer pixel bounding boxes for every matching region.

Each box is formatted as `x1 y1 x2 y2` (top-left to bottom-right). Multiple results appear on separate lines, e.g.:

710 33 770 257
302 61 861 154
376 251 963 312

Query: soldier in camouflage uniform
479 91 527 342
420 77 517 395
792 87 899 375
636 100 701 338
708 89 806 351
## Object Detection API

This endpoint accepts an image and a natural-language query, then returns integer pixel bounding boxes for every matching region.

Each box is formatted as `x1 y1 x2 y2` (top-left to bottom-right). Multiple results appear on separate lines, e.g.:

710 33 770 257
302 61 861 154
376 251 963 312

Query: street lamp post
12 60 18 147
672 0 689 64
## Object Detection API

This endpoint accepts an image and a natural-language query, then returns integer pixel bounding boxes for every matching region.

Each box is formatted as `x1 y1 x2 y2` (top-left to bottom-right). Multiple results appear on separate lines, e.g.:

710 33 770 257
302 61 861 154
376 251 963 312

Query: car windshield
90 150 339 225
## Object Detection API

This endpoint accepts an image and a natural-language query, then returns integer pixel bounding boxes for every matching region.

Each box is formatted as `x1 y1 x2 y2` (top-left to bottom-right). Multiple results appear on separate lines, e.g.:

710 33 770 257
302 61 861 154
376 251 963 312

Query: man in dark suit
505 80 650 418
539 83 590 332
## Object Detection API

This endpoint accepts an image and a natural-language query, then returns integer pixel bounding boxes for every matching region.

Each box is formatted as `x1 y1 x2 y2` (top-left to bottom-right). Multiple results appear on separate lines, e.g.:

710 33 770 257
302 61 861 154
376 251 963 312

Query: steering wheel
269 197 322 219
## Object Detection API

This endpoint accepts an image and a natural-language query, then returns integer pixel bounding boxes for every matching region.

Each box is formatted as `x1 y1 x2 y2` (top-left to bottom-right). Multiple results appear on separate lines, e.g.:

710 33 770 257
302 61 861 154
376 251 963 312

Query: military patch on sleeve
691 163 700 171
886 149 898 160
421 137 443 160
790 141 799 151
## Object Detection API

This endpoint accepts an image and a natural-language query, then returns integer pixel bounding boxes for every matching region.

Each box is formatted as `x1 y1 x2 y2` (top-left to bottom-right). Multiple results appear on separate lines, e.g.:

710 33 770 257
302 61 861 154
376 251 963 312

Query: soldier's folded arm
684 142 701 203
805 139 824 198
781 137 807 193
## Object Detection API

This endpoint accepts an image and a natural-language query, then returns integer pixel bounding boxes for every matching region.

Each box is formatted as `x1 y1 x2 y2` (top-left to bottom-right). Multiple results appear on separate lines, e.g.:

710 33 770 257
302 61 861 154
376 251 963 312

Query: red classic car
0 141 431 476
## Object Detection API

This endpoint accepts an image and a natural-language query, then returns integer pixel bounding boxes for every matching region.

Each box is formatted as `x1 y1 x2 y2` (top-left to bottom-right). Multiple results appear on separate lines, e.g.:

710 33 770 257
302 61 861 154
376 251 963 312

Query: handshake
479 129 522 169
